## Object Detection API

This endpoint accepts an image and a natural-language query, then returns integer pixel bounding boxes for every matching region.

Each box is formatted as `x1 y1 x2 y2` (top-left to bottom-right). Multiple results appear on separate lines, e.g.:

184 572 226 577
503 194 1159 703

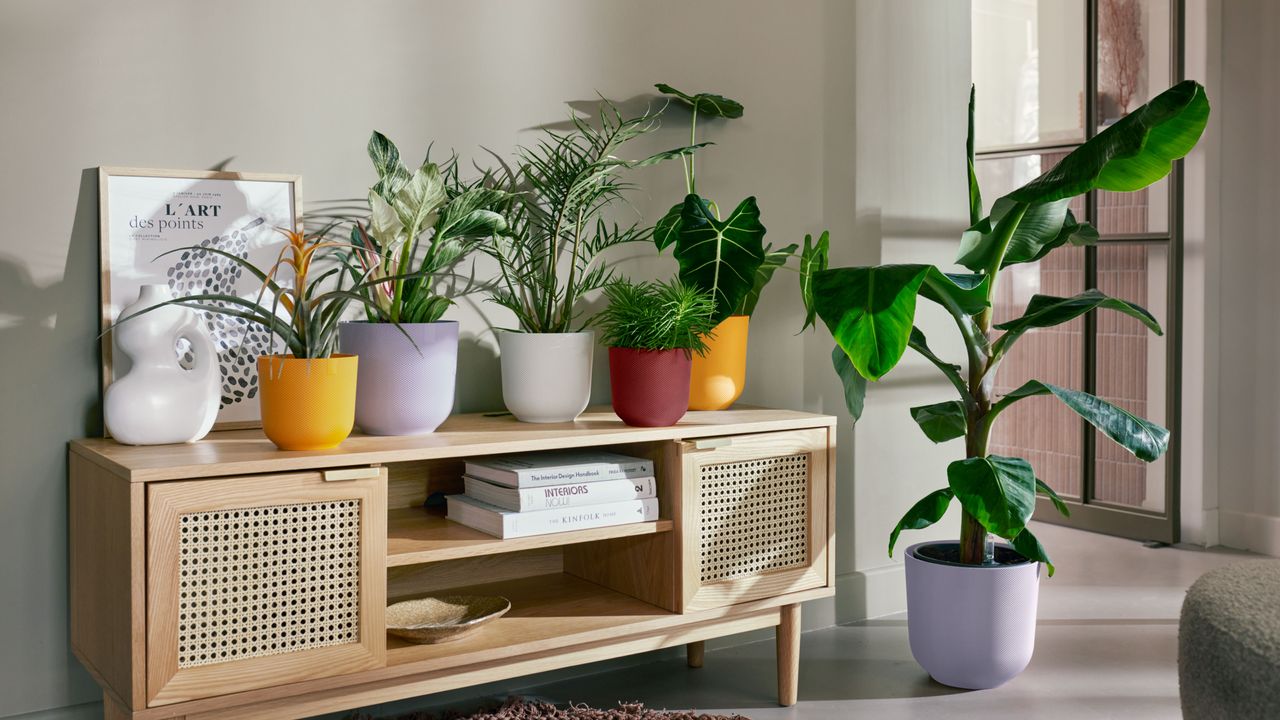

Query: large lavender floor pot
904 541 1041 689
339 321 458 435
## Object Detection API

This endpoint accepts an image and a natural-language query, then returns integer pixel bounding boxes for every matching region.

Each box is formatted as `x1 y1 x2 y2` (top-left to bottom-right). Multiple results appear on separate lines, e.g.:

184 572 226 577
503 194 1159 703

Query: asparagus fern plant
804 81 1210 573
597 279 718 353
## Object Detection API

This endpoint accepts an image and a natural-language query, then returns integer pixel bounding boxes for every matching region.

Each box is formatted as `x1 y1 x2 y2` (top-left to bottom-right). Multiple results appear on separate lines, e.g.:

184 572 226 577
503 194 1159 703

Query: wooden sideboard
69 407 837 720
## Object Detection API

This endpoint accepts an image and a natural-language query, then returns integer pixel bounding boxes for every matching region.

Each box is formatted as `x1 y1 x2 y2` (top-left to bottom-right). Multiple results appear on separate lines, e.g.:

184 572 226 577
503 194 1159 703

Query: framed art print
99 167 302 430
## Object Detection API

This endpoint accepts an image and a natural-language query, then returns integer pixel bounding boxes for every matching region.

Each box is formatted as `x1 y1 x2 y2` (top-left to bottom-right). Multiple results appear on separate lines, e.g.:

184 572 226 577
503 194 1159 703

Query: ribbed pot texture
608 347 692 427
497 331 593 423
256 354 358 451
339 321 458 436
904 541 1041 689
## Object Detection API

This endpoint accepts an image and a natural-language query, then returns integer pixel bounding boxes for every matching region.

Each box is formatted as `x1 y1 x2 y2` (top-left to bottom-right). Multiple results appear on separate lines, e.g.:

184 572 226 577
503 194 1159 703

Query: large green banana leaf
889 488 955 556
993 289 1161 357
993 380 1170 462
947 455 1037 540
1010 80 1209 204
813 265 988 381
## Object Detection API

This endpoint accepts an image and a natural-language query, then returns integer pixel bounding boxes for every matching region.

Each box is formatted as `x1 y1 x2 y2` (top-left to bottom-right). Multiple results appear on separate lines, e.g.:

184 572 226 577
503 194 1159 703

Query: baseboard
1202 508 1220 547
1180 508 1220 548
1218 510 1280 556
835 563 906 623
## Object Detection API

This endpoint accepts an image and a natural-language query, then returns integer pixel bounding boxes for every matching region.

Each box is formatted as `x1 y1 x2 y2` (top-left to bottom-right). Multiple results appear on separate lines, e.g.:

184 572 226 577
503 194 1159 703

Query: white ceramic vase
104 285 220 445
904 541 1041 689
497 331 593 423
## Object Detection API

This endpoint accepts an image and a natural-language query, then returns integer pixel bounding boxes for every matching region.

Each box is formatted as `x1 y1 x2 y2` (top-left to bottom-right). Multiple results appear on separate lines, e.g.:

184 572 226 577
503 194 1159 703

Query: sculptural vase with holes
104 284 220 444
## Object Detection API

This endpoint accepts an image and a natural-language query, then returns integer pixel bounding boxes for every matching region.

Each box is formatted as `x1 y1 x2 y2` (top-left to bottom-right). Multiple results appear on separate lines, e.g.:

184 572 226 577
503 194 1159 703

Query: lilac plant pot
339 321 458 436
904 541 1041 689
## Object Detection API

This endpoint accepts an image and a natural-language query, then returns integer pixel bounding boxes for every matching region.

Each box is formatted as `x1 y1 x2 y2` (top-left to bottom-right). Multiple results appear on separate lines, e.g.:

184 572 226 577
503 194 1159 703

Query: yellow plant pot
257 354 358 450
689 315 750 411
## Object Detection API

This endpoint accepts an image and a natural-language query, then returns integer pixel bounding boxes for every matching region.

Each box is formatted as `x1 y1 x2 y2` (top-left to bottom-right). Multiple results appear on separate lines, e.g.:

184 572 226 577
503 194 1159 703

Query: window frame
973 0 1184 543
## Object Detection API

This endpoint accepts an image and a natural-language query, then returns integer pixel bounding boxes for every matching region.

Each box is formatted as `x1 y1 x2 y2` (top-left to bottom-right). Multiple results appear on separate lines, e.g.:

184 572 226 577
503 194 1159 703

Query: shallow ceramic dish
385 595 512 644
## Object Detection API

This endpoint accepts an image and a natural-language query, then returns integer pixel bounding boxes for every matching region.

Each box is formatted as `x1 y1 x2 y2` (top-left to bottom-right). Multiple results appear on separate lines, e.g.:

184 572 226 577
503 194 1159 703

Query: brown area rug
348 696 751 720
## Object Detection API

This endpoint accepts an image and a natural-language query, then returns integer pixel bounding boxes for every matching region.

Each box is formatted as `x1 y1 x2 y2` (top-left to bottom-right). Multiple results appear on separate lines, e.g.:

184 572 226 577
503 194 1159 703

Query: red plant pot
608 347 692 427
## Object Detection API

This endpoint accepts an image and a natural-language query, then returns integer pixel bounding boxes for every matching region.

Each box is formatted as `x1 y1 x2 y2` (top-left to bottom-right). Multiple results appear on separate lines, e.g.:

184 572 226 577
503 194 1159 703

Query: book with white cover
464 449 654 488
463 475 657 512
445 494 660 539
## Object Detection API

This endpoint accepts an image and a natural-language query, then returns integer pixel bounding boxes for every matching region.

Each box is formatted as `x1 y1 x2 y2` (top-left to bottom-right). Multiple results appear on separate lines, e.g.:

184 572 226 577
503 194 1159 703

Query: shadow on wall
529 93 666 133
0 168 104 710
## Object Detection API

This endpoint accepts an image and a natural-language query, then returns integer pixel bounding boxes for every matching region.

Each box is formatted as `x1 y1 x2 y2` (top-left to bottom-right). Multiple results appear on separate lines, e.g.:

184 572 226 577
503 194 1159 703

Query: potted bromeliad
108 228 393 450
340 132 508 435
653 83 818 410
598 279 717 427
804 81 1209 688
482 100 697 423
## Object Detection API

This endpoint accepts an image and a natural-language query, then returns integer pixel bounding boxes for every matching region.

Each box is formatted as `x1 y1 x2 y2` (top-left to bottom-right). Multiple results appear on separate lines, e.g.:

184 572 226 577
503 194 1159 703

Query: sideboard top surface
71 406 837 482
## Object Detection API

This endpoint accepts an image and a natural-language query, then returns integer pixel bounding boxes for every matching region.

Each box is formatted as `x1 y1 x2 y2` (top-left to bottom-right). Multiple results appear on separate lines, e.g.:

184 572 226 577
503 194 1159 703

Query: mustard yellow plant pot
257 354 358 450
689 315 749 411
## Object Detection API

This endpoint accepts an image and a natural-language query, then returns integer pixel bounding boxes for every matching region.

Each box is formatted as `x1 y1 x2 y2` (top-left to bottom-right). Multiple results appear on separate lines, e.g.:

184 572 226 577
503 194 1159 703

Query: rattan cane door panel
680 429 830 611
146 470 386 706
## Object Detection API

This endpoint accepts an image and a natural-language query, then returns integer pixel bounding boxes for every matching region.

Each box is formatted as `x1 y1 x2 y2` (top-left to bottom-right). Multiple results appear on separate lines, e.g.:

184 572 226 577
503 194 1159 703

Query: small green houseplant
653 83 809 410
803 80 1209 689
481 99 698 423
340 131 509 436
598 279 717 427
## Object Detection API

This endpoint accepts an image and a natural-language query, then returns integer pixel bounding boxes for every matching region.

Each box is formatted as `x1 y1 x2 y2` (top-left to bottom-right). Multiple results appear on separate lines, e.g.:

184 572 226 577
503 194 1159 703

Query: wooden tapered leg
776 603 801 706
687 640 705 668
103 692 131 720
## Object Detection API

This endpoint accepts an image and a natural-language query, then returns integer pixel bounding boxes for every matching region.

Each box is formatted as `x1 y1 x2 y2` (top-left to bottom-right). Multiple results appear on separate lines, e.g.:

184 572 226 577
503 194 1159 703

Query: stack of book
446 450 659 539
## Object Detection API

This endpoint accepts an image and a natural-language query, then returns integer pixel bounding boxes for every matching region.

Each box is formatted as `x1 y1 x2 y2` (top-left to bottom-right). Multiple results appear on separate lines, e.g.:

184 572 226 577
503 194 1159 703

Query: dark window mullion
1082 0 1100 507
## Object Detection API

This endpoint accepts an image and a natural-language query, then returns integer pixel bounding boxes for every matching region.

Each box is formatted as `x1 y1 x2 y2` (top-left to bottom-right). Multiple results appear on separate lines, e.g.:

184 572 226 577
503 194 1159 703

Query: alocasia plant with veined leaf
655 83 825 323
803 81 1210 573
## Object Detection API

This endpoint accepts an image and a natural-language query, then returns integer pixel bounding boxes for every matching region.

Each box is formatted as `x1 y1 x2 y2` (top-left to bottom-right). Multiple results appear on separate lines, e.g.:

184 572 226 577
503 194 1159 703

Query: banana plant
803 81 1210 572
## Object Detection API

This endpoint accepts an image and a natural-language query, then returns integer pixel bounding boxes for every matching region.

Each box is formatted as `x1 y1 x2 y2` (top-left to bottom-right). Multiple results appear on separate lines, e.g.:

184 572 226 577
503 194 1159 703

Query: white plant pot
497 331 593 423
904 541 1041 689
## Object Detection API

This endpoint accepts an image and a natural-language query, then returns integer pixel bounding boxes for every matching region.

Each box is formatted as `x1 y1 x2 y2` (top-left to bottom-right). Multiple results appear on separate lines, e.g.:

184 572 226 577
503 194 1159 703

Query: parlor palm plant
480 99 699 423
801 81 1209 688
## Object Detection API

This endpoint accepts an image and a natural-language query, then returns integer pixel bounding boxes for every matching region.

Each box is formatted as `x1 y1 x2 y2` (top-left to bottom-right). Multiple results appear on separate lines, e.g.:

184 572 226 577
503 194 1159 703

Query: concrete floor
347 523 1258 720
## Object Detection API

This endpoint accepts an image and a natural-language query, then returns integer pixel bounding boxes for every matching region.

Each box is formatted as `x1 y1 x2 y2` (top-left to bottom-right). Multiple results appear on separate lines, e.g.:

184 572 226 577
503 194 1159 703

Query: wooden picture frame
98 167 302 432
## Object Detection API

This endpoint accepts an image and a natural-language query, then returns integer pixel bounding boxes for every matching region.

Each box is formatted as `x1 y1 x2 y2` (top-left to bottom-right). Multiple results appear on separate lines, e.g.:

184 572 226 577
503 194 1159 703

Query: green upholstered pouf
1179 560 1280 719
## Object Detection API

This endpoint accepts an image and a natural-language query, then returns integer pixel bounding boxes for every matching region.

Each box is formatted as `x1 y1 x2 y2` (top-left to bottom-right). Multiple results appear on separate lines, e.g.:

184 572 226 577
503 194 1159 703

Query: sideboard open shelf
70 407 836 720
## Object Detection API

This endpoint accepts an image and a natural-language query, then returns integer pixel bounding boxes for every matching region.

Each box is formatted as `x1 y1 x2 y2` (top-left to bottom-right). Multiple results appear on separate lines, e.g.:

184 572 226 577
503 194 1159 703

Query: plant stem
958 206 1030 565
688 106 699 196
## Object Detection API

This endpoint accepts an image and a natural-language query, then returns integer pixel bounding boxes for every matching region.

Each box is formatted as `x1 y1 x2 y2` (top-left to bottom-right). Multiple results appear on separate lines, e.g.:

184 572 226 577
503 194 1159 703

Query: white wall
0 2 835 717
829 0 974 620
1210 0 1280 555
1179 0 1222 547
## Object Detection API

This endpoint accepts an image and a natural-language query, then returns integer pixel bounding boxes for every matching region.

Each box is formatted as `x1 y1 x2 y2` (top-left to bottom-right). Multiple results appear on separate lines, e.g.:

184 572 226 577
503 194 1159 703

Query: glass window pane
972 0 1086 150
1092 243 1168 511
1097 178 1169 235
989 245 1087 500
974 150 1085 218
978 152 1087 500
1096 0 1172 125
